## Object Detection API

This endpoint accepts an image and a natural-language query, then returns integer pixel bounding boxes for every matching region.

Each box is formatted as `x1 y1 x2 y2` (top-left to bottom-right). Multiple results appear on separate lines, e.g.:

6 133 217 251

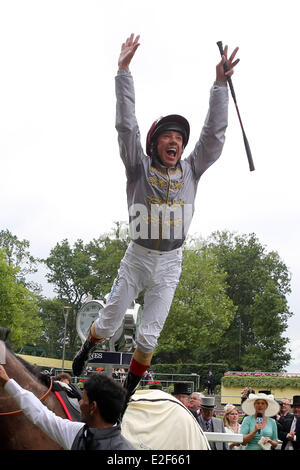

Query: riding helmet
146 114 190 157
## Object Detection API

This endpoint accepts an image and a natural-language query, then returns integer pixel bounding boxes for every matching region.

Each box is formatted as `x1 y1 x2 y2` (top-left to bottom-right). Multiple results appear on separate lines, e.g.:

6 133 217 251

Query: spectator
54 372 73 383
241 392 279 450
54 372 82 401
141 368 153 388
198 396 228 450
295 408 300 450
278 395 300 450
0 365 133 450
172 382 192 407
117 368 126 384
189 392 204 418
206 370 214 395
277 398 291 420
241 386 255 404
223 404 243 450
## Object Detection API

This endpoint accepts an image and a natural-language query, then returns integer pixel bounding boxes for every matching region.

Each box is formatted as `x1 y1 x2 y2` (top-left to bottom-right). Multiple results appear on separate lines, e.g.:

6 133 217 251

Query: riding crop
217 41 255 172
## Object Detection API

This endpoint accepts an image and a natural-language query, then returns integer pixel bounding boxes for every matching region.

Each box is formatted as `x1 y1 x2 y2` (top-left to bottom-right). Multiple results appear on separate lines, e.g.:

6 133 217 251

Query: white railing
204 432 243 443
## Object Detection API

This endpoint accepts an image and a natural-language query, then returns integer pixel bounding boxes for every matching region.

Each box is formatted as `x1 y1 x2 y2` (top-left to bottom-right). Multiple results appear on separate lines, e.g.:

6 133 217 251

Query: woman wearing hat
223 404 243 450
241 393 279 450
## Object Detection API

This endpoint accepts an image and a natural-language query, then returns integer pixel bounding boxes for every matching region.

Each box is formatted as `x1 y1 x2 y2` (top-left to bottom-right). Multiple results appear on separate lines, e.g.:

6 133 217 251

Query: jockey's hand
0 365 9 386
118 33 140 71
216 45 239 82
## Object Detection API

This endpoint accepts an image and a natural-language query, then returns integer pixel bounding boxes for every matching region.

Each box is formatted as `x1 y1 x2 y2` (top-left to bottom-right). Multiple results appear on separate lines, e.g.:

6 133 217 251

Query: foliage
222 374 300 390
3 225 293 373
34 297 76 359
156 246 236 362
202 231 292 370
42 223 130 352
0 249 42 347
0 229 40 291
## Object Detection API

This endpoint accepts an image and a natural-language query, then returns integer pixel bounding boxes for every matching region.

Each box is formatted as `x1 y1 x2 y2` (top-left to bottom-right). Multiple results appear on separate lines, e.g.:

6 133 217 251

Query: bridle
0 379 53 417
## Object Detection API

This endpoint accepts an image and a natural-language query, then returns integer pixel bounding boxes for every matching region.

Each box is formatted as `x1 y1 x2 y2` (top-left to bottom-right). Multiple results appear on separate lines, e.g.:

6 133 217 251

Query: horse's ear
0 327 10 342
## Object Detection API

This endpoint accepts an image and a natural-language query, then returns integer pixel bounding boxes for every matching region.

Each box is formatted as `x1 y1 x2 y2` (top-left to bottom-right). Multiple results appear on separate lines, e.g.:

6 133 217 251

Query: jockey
72 34 239 401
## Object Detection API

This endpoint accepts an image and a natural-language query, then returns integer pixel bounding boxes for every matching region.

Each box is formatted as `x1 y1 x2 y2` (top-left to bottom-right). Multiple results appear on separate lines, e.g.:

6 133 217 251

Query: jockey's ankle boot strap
129 357 150 377
123 350 154 402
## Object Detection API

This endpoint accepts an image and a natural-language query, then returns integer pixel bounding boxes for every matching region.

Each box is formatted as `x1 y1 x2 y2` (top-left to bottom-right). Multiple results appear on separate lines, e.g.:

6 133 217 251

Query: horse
0 331 79 450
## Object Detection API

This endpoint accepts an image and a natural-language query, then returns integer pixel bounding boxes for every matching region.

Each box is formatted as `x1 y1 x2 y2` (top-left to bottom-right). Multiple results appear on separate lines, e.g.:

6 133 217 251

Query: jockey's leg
123 255 182 400
72 323 105 376
123 348 154 398
72 251 142 377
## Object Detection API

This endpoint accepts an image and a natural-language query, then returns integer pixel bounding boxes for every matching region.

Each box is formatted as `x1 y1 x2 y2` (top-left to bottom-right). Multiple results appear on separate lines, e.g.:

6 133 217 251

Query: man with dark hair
0 365 133 450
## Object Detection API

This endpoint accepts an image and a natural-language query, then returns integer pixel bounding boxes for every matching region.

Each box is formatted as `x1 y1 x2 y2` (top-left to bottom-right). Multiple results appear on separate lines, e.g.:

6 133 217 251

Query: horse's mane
5 342 51 387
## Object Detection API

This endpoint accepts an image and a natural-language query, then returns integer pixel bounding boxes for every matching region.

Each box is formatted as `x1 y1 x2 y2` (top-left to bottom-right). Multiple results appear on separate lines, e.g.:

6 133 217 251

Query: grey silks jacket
115 69 229 252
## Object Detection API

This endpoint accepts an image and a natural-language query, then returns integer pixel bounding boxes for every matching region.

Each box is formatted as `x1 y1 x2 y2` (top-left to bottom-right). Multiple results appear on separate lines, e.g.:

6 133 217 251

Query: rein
0 379 53 417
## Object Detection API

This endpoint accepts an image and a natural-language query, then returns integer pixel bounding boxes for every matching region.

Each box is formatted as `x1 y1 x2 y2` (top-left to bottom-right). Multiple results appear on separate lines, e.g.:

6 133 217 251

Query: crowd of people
49 367 300 451
171 381 300 451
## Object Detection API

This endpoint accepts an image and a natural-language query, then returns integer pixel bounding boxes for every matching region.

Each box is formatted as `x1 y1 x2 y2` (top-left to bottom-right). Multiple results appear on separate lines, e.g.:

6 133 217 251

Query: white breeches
93 241 182 353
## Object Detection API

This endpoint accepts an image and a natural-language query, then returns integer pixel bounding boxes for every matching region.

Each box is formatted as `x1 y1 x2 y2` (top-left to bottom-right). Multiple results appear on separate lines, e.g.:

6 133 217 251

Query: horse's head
0 339 67 450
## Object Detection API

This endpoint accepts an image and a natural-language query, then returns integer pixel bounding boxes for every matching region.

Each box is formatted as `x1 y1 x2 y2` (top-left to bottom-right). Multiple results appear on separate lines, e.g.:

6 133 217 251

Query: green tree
242 280 291 370
0 249 42 348
43 223 129 351
156 246 236 363
203 230 292 370
34 297 76 359
0 229 40 291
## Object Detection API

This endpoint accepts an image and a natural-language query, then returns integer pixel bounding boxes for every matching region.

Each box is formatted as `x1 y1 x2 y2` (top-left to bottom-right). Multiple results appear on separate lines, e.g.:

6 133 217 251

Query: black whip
217 41 255 172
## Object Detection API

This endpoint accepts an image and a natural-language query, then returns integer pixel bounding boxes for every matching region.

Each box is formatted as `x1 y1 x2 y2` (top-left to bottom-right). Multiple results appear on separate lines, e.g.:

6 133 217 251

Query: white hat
241 393 280 417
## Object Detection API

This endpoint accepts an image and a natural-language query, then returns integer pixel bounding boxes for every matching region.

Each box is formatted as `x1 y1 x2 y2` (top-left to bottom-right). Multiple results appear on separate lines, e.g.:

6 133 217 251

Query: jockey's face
156 130 183 167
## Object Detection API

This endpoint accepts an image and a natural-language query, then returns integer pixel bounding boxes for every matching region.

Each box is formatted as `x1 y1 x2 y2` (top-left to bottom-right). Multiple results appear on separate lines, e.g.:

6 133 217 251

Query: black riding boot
120 371 143 419
123 370 142 398
72 337 101 377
